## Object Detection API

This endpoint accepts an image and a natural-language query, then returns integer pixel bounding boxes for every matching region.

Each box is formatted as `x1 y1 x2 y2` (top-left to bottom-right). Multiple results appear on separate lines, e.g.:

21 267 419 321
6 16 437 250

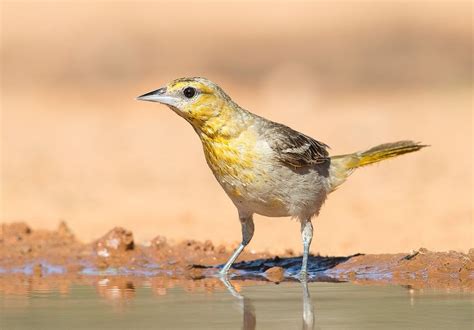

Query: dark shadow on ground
193 253 362 281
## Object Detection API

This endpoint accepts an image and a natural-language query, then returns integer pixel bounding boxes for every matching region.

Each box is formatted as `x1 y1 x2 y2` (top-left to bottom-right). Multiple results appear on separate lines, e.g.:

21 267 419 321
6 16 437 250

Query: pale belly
214 163 331 219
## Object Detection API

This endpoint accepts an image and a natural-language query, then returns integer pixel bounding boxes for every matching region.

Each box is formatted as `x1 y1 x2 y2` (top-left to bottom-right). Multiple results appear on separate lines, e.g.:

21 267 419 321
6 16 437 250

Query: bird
137 77 426 278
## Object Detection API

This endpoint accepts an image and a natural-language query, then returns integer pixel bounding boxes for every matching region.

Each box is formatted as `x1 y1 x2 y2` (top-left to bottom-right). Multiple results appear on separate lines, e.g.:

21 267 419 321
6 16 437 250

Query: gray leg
219 214 254 276
300 220 313 279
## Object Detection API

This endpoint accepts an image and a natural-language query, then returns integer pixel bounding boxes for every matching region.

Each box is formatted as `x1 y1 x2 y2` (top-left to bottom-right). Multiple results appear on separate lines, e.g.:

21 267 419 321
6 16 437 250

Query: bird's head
137 77 237 130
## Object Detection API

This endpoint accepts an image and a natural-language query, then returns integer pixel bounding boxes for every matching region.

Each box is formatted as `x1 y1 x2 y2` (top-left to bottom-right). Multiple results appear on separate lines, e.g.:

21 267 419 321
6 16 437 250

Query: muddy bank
0 222 472 291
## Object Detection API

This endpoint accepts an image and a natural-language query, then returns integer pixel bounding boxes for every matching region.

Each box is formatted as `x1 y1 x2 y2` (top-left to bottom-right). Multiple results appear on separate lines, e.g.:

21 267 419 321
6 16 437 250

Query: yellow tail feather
345 140 427 169
329 140 427 191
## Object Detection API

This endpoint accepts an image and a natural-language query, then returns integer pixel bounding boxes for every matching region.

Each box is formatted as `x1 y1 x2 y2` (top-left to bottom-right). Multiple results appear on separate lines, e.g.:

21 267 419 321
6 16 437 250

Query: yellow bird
137 77 426 278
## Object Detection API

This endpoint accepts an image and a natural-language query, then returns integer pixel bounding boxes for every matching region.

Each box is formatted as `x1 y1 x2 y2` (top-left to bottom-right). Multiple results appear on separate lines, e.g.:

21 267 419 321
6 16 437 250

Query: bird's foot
299 270 309 282
217 265 233 278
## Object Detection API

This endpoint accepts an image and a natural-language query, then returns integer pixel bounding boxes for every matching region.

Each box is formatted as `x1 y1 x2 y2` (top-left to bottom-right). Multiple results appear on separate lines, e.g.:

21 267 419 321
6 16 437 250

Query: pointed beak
136 87 179 106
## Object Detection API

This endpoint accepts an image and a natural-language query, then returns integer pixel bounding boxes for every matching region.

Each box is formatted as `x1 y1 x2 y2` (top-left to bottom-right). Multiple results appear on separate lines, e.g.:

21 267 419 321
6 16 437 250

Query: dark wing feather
261 121 330 167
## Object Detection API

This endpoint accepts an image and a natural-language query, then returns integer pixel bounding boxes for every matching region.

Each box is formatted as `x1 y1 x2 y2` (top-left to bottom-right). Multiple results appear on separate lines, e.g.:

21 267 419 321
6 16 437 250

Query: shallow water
1 277 472 330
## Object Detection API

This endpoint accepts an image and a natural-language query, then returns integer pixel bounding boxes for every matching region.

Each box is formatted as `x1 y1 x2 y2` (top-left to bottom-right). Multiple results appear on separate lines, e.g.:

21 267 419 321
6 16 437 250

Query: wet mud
1 222 472 292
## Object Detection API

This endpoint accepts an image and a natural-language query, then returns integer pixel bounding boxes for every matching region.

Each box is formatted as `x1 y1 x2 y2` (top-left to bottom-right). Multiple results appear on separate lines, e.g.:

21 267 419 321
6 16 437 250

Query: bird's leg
300 219 313 279
219 214 254 276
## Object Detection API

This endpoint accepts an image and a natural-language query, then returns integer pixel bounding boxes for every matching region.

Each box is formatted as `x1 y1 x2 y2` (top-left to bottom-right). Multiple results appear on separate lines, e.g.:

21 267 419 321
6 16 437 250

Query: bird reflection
301 279 315 329
220 277 315 330
220 277 257 329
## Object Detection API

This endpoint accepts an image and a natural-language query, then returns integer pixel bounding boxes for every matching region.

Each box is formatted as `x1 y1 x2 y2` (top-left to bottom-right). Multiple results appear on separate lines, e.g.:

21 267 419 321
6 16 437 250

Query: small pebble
265 266 285 282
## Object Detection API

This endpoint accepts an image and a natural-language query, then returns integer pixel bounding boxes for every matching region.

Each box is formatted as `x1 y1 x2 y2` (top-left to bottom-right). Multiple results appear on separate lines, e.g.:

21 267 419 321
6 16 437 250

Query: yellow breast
201 129 258 186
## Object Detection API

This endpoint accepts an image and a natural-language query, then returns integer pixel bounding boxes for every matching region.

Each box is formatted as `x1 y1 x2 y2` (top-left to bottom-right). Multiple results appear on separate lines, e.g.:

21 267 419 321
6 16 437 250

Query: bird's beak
136 87 179 106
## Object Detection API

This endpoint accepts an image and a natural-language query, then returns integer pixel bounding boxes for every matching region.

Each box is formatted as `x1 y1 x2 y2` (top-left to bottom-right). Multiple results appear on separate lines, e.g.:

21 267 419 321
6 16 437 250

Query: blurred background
1 1 472 255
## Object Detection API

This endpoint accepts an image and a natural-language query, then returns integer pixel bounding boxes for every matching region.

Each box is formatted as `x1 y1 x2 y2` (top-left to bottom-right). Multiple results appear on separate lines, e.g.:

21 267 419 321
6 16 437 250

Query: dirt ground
1 222 472 293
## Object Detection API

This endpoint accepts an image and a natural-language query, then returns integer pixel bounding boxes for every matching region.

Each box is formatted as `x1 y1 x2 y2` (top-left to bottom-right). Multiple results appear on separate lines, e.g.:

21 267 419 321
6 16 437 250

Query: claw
299 271 309 282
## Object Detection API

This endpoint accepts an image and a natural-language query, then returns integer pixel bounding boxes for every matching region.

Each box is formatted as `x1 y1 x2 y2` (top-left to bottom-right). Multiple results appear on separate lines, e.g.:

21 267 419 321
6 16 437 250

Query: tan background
1 1 472 255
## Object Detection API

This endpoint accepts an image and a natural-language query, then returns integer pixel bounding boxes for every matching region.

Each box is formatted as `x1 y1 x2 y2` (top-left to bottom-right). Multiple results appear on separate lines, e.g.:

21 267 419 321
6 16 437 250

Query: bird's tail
328 140 427 191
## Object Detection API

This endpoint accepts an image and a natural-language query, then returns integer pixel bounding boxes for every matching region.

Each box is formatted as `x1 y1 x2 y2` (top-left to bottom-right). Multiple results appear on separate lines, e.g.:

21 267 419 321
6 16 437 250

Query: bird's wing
261 121 330 167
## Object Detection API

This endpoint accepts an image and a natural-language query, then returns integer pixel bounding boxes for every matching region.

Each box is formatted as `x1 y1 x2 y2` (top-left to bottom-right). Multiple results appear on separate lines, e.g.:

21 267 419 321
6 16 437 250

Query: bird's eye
183 87 196 98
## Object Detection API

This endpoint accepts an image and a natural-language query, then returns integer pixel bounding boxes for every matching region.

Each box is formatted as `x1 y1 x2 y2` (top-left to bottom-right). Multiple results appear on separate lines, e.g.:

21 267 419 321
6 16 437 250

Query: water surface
1 277 472 329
